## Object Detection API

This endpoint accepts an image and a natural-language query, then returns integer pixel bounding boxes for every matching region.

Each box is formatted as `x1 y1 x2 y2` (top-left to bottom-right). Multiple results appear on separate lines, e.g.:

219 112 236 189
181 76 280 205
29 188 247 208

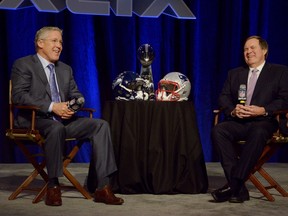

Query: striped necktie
245 69 258 105
47 64 60 103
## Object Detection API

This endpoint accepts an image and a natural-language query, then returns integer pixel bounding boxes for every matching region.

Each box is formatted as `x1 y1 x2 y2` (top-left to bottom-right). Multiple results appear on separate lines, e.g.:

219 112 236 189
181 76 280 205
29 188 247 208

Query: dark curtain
1 0 288 163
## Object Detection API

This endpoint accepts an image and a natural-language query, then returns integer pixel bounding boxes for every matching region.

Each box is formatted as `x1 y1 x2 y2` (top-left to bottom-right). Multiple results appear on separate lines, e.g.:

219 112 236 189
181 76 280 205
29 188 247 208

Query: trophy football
137 44 155 100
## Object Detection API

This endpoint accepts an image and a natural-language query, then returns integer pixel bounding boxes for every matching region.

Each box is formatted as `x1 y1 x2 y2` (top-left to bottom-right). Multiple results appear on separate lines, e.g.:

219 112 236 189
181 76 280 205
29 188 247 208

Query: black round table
102 100 208 194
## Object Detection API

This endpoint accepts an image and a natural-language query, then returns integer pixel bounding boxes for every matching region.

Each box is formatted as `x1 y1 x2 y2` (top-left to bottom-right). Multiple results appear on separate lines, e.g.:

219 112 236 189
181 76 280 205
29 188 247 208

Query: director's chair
6 81 93 203
213 109 288 201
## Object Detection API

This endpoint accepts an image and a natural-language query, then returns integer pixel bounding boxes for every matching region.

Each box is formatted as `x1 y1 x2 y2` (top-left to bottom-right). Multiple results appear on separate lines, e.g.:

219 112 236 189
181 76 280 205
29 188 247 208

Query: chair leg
32 183 48 204
62 141 92 200
258 167 288 197
8 168 41 200
8 160 47 201
9 141 48 202
249 166 288 202
10 140 92 202
15 140 48 181
247 141 288 201
63 167 92 200
249 173 275 201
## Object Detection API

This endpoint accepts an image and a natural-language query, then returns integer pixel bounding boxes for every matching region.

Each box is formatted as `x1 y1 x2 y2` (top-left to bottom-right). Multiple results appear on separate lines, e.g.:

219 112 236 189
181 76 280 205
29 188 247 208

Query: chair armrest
10 104 41 131
213 108 288 138
213 108 224 126
273 109 288 116
78 107 96 119
272 109 288 138
14 105 41 110
10 104 96 131
80 107 96 112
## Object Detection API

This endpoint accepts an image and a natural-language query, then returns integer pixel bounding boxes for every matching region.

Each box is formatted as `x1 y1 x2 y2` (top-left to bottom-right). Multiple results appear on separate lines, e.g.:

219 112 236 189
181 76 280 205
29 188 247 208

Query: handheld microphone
68 97 85 112
238 84 246 105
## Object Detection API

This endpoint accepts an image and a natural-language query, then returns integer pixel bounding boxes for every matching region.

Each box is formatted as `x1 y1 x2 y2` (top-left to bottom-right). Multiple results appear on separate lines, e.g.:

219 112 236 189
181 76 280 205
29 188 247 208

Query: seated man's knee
249 127 270 140
212 124 226 139
49 122 66 135
88 118 110 132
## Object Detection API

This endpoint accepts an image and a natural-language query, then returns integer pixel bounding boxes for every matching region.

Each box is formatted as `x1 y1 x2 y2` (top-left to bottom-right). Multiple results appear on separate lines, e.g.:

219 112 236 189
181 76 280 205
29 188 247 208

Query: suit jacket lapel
54 64 65 102
239 68 249 86
32 55 52 98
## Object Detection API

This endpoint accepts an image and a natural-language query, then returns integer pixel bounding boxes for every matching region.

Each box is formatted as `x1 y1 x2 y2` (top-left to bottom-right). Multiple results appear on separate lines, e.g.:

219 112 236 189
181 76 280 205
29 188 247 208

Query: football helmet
156 72 191 101
112 71 150 101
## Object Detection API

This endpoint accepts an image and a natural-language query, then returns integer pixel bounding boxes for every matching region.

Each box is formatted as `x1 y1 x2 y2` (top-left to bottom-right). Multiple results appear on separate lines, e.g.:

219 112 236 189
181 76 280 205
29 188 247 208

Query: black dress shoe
211 185 232 202
229 186 250 203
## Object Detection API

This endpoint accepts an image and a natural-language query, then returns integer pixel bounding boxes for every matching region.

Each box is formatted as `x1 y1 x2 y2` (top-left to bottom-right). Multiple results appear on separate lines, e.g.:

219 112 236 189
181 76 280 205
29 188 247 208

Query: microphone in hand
68 97 85 112
238 84 246 105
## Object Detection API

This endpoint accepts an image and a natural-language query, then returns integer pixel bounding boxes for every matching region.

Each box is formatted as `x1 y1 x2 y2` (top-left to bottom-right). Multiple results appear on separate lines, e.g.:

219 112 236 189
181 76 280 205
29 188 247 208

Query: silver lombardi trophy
137 44 155 100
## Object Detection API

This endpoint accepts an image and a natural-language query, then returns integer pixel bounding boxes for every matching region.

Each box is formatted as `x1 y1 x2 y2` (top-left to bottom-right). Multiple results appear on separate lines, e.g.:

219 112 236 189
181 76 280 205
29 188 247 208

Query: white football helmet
112 71 150 101
155 72 191 101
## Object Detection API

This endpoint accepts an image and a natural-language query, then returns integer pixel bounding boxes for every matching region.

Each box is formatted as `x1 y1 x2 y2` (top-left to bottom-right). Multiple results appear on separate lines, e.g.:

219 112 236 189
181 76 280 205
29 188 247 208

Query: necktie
245 69 258 105
47 64 60 103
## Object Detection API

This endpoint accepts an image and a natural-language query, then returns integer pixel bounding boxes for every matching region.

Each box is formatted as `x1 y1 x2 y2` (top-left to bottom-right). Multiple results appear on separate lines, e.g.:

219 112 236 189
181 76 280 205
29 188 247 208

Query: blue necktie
47 64 60 103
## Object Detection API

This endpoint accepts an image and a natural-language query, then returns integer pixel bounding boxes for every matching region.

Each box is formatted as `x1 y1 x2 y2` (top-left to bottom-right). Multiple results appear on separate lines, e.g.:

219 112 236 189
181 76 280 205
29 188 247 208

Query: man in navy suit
211 36 288 203
11 26 124 206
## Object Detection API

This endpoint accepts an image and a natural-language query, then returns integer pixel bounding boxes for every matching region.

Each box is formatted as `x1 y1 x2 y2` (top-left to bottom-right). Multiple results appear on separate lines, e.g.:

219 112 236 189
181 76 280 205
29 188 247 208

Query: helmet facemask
112 71 151 101
156 80 181 101
156 72 191 101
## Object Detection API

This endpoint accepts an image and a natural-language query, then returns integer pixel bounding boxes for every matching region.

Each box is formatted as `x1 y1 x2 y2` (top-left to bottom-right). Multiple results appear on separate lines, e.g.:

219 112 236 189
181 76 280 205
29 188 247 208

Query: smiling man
211 36 288 203
11 26 124 206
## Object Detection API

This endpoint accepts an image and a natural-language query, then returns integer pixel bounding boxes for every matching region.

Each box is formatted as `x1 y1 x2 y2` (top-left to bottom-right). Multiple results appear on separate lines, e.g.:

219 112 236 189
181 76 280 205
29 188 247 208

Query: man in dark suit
11 26 124 206
211 36 288 203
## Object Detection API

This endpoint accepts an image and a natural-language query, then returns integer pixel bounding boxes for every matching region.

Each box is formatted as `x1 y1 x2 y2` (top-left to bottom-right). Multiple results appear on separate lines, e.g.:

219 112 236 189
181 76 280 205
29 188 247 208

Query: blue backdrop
1 0 288 163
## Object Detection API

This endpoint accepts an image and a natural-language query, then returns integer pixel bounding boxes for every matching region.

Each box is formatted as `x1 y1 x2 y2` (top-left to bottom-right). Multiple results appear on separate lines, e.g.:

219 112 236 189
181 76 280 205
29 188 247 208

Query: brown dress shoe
94 185 124 205
45 186 62 206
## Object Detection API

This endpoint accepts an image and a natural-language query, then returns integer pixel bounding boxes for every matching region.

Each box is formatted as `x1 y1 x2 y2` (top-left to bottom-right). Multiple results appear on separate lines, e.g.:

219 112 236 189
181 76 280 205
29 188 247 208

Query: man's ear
264 49 268 59
37 40 44 49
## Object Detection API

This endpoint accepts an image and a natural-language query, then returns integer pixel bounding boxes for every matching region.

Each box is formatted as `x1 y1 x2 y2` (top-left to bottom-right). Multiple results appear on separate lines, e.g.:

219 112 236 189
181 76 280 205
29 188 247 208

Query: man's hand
232 104 266 119
52 102 75 119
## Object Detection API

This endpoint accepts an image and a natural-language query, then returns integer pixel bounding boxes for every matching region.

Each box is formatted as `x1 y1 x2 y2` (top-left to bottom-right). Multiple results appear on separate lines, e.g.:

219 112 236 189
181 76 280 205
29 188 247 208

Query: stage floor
0 162 288 216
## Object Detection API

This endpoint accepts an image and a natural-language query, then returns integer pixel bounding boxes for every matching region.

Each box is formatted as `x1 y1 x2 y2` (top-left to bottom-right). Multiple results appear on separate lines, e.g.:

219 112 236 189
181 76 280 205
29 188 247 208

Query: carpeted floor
0 162 287 216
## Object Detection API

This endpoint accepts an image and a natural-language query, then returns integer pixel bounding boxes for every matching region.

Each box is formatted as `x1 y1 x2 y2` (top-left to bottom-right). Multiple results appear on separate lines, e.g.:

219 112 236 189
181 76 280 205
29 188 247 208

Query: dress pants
36 117 117 188
211 119 278 183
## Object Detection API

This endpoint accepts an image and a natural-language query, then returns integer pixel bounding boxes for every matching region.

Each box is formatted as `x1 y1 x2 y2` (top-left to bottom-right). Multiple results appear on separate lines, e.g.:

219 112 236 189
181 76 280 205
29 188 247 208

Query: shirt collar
37 53 54 69
249 61 265 73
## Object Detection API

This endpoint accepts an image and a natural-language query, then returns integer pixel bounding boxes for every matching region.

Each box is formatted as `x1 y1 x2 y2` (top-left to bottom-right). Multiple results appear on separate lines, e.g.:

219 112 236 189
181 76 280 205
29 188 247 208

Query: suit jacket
11 54 83 127
219 62 288 118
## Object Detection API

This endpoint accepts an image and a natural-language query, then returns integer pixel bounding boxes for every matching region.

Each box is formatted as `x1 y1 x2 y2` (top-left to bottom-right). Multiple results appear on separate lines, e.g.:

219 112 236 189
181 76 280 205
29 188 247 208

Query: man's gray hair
34 26 63 51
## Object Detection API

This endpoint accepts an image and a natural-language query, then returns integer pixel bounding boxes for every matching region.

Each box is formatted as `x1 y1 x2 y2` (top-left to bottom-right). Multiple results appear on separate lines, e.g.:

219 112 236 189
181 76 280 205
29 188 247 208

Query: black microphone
238 84 246 105
68 97 85 112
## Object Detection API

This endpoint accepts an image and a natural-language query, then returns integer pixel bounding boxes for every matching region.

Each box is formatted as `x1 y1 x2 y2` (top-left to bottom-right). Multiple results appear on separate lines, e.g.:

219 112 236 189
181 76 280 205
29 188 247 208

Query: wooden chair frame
6 81 93 203
213 109 288 201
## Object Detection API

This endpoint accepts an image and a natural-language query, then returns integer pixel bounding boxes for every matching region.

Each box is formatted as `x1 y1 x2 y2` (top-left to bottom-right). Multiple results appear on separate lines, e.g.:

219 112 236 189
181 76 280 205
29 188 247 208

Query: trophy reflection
137 44 155 100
